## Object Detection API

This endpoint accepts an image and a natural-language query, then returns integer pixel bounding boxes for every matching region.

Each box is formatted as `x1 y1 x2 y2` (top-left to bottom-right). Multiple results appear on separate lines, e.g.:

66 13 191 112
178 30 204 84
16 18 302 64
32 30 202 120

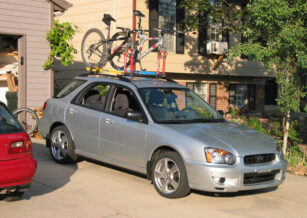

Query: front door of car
99 85 147 168
65 83 111 157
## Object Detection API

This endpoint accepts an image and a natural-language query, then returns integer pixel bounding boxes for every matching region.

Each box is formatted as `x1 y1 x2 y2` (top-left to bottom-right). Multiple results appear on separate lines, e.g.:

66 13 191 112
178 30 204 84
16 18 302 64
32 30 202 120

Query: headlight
204 147 236 165
276 144 284 160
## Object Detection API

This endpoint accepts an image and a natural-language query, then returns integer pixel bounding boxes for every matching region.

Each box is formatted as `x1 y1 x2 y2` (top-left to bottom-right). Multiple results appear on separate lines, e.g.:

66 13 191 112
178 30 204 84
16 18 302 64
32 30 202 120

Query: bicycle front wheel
110 32 129 70
12 107 39 136
81 28 107 68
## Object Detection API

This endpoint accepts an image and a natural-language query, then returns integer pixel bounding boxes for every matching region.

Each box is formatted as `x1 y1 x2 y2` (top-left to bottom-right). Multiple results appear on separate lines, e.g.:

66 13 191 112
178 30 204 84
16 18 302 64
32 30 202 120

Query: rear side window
55 79 86 98
0 106 23 134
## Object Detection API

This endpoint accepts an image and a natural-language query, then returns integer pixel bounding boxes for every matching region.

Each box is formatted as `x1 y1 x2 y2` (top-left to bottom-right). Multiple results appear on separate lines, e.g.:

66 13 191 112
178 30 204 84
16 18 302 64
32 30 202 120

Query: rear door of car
65 83 111 157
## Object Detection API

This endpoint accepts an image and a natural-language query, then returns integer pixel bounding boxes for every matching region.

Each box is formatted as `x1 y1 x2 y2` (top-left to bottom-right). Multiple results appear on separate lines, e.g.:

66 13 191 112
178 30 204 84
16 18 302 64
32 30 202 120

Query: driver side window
109 86 142 117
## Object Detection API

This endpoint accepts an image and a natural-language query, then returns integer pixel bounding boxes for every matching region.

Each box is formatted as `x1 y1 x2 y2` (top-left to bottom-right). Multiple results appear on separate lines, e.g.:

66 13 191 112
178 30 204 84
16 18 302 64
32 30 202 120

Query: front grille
244 169 280 185
244 153 275 164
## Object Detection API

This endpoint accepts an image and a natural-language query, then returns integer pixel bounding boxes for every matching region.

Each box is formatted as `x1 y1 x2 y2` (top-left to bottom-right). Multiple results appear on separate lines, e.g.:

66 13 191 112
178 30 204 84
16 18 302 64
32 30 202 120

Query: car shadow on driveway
20 139 78 200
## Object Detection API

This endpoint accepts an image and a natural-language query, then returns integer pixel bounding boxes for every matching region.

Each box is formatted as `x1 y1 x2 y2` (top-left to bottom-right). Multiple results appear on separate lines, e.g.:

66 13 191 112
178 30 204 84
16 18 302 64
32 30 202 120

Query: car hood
163 121 276 156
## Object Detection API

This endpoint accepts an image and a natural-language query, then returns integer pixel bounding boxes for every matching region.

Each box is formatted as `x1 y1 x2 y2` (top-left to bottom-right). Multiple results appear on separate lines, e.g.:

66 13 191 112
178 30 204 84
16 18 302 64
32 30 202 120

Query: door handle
68 108 77 114
104 118 114 124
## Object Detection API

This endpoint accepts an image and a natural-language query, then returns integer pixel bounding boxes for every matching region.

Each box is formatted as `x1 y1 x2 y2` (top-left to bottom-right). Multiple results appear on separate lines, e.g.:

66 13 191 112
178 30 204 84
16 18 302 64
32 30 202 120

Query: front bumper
0 158 37 189
186 158 287 192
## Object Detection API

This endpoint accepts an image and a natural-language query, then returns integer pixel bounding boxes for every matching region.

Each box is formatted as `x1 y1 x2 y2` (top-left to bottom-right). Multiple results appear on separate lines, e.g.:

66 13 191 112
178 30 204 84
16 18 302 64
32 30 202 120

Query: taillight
43 101 47 112
9 139 32 154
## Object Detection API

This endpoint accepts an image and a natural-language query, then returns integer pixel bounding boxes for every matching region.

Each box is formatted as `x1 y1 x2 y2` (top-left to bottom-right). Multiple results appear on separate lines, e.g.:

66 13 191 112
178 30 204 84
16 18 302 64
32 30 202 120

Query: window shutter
248 85 256 110
176 0 184 54
229 84 236 106
198 12 207 56
149 0 159 49
209 83 217 109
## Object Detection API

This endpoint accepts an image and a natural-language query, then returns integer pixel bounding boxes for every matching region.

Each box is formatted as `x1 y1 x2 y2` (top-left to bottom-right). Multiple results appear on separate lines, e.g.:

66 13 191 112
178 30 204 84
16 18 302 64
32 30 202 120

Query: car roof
76 74 185 89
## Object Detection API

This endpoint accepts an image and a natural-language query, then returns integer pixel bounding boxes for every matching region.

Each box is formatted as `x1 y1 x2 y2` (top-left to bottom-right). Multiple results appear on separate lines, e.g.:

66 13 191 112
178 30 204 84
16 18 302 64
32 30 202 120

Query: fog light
212 176 239 187
219 177 225 184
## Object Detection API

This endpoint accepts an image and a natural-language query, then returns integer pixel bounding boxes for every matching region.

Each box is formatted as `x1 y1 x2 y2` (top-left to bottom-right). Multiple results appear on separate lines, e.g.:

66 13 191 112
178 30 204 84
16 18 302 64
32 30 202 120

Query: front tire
81 28 107 68
151 151 190 198
50 126 78 164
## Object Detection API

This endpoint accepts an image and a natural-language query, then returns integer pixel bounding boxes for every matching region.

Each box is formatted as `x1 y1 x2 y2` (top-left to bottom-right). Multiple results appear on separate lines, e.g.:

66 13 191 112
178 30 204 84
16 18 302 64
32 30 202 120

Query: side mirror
125 111 144 122
217 110 224 116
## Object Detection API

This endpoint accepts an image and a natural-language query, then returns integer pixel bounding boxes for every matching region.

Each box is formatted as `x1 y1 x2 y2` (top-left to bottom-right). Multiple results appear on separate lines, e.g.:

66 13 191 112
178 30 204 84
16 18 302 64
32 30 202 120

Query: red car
0 102 37 200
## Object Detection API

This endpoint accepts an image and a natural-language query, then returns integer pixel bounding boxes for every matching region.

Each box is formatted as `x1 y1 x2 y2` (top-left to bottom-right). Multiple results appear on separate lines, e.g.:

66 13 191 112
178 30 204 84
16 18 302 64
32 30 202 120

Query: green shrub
286 146 306 167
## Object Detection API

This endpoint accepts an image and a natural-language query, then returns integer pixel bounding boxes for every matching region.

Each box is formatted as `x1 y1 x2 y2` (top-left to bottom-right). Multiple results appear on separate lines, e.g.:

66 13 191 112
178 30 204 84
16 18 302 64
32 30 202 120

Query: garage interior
0 34 19 110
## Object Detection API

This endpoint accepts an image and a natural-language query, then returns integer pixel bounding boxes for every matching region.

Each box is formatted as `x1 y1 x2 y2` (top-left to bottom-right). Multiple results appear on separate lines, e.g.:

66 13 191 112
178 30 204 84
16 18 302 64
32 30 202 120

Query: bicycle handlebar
153 28 184 35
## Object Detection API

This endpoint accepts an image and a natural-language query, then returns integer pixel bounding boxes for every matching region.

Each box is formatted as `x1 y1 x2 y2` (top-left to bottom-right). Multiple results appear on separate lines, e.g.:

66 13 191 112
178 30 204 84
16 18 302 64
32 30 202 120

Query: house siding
0 0 53 108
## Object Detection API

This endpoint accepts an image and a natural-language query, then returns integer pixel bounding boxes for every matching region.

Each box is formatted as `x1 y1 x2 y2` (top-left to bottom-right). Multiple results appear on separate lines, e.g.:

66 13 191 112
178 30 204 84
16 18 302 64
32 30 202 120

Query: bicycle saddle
133 10 145 18
102 14 116 26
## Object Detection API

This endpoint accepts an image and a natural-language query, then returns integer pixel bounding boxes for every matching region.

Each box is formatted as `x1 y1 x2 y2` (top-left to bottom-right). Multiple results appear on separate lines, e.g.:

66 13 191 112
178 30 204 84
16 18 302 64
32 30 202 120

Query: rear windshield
0 105 24 134
55 79 86 98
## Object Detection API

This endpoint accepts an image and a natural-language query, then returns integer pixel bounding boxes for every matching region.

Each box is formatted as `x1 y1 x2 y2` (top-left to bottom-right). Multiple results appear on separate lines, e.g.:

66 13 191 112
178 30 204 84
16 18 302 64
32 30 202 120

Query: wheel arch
146 145 185 180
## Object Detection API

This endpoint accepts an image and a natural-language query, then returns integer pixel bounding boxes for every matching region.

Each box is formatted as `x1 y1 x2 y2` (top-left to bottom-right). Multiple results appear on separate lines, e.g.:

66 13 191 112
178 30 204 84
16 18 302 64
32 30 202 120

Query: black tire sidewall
50 126 77 164
81 28 106 68
151 151 190 199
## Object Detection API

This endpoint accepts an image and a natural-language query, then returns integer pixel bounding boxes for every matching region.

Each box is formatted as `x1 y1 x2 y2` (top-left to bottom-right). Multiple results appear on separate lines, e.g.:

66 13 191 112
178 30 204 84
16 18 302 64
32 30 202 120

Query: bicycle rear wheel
110 32 130 70
12 107 39 136
81 28 107 68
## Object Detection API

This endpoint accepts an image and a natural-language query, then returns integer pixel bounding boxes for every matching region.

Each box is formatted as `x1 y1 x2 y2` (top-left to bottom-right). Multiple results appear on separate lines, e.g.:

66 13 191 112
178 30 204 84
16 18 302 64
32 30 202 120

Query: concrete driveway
1 139 307 218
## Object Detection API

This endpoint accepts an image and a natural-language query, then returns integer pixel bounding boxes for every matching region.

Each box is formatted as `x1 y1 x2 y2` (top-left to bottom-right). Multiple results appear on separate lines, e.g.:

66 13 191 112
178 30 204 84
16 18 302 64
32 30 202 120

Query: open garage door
0 34 25 110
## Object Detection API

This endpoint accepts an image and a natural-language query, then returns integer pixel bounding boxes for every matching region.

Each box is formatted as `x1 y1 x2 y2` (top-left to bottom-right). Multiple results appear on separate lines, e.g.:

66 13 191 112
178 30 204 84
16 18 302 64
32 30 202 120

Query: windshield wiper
189 119 225 123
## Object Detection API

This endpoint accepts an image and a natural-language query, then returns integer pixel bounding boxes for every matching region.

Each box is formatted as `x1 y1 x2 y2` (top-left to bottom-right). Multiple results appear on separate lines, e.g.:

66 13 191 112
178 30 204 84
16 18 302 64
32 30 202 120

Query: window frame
229 84 256 111
149 0 185 54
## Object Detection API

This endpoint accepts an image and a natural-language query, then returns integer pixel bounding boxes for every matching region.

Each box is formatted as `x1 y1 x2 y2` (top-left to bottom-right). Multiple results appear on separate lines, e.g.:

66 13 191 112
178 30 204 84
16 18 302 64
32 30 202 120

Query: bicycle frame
136 33 164 61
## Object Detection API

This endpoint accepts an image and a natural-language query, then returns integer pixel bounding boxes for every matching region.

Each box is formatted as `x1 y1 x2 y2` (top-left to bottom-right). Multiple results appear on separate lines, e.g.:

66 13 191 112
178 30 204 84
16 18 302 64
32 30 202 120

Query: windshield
139 88 224 123
0 105 24 134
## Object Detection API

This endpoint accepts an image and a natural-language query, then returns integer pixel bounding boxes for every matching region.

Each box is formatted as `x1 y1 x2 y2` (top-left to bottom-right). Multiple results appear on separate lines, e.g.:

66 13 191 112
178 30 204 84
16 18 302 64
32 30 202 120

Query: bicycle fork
124 48 135 74
157 49 167 76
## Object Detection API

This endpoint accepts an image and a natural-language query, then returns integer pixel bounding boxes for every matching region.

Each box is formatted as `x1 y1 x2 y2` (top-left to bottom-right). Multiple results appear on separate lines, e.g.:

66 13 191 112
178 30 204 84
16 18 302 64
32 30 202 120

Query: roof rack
82 67 177 84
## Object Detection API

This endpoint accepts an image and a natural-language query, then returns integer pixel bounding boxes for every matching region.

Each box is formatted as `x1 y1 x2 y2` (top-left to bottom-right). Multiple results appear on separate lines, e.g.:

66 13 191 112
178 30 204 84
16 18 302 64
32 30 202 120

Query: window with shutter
198 0 229 55
229 84 257 110
149 0 185 54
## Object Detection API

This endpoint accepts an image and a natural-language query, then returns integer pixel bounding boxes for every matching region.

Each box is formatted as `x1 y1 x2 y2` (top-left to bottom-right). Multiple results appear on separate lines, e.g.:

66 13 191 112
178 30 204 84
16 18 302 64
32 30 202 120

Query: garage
0 0 71 111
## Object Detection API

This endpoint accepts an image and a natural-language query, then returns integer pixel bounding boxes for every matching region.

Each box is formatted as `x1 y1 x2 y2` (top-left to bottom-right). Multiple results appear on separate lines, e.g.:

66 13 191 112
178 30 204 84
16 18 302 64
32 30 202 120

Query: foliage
181 0 307 154
245 117 269 135
44 20 78 70
286 146 306 167
95 85 109 96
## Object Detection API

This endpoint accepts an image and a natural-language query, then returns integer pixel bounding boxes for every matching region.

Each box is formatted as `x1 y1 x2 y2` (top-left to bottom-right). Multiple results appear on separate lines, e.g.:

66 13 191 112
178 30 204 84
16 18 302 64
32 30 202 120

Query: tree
180 0 307 154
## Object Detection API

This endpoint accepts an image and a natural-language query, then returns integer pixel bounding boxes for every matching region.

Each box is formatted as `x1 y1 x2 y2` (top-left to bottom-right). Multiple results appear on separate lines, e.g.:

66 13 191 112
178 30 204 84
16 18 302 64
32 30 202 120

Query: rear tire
50 126 78 164
151 151 190 198
81 28 107 68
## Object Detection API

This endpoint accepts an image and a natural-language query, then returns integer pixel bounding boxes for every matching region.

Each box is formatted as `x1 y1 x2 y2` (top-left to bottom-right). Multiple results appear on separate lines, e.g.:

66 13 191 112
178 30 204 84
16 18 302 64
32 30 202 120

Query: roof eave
49 0 72 12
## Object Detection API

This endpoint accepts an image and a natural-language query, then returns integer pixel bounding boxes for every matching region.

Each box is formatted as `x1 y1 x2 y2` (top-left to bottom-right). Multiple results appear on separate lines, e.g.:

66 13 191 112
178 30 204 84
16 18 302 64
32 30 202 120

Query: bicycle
12 107 39 136
81 10 177 75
